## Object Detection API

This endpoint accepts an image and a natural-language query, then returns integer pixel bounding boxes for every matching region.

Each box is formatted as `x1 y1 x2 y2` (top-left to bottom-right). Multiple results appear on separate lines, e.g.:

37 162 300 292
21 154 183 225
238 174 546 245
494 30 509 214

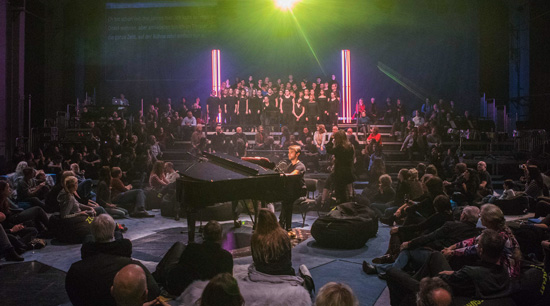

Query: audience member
198 273 244 306
16 167 47 208
158 220 233 296
386 229 510 305
315 282 359 306
81 214 131 259
0 212 25 261
325 130 356 203
252 209 294 275
416 277 452 306
111 264 169 306
441 204 521 278
363 206 481 277
164 162 179 183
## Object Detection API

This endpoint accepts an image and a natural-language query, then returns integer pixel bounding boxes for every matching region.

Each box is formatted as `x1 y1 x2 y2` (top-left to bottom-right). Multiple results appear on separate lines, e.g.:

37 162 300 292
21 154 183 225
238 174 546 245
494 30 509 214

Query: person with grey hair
80 214 132 259
416 277 452 306
315 282 359 306
363 206 481 277
441 204 521 278
387 229 510 305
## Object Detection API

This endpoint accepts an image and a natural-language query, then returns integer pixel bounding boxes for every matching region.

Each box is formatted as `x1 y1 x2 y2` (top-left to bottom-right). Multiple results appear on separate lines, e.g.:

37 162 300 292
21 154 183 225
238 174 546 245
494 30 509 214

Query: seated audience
401 128 418 161
373 168 409 220
315 282 359 306
16 167 48 208
111 264 167 306
66 222 160 306
0 212 25 261
366 174 395 207
97 167 129 219
386 229 510 305
442 204 521 278
71 163 94 201
0 181 49 236
149 161 169 191
313 124 328 155
523 165 548 199
363 206 481 277
373 194 454 264
181 111 197 140
197 273 244 306
476 161 493 197
110 166 151 218
365 126 382 156
81 214 131 259
157 220 233 296
484 179 515 204
416 277 452 306
45 171 75 213
164 162 179 183
254 125 269 149
232 126 248 157
252 209 294 275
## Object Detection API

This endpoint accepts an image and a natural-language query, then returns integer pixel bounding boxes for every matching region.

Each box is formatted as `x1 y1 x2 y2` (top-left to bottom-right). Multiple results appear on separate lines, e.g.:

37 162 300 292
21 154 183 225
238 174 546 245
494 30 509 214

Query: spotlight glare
274 0 300 11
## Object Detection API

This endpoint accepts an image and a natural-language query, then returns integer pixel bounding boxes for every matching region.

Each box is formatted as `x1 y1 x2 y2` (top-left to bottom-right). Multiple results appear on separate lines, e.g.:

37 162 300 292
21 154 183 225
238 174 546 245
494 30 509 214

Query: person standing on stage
328 91 340 126
293 93 306 133
237 89 248 127
206 90 221 127
280 89 295 128
305 93 320 131
220 89 229 126
226 89 237 128
280 145 307 238
249 90 262 129
325 130 356 203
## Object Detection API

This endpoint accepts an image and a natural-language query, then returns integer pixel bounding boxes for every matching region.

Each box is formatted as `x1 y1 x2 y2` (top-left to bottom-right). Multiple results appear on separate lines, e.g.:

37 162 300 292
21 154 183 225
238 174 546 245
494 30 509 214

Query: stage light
341 50 351 123
274 0 301 11
211 49 221 122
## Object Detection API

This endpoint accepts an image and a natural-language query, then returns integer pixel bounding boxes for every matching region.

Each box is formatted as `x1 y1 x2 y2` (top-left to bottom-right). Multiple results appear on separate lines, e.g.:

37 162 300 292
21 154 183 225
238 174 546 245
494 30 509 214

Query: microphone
275 160 289 173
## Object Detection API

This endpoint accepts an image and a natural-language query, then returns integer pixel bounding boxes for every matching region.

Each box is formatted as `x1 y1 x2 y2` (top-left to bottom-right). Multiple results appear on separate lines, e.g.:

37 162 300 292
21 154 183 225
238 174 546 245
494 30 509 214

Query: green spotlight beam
377 62 429 101
289 9 326 76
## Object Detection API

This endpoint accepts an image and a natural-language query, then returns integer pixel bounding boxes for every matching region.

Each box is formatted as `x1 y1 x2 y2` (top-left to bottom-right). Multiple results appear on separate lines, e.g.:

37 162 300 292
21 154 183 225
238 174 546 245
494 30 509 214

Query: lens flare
274 0 301 11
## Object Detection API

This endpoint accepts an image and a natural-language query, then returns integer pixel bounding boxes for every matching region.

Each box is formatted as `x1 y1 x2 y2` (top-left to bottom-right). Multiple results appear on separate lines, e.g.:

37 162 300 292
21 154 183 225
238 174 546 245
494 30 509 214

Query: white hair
91 214 116 243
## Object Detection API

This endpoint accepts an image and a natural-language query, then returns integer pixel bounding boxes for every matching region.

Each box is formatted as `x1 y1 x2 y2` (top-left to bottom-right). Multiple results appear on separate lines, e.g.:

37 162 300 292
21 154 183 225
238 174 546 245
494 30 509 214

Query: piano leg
252 200 267 230
187 209 198 243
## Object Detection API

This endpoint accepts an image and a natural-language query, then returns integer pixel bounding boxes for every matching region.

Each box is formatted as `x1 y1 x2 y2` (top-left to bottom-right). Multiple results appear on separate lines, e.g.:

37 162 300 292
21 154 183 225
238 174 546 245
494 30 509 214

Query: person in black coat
80 214 131 259
66 215 158 306
325 130 356 203
385 229 511 305
157 220 233 296
66 253 160 306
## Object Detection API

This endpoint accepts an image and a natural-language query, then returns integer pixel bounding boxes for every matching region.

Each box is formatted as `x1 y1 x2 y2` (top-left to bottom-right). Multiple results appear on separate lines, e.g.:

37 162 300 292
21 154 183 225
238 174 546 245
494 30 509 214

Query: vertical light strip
347 50 351 123
341 50 345 123
216 50 221 98
341 50 351 123
211 50 216 94
212 49 222 122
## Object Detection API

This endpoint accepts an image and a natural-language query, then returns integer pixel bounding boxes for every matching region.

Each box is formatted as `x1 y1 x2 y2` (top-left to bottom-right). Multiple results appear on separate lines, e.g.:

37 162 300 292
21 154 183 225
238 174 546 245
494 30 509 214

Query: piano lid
181 152 279 182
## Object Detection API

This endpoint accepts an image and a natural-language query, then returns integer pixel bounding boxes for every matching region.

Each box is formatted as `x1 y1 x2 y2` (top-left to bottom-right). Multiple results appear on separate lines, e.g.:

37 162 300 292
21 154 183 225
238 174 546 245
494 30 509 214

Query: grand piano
176 152 299 242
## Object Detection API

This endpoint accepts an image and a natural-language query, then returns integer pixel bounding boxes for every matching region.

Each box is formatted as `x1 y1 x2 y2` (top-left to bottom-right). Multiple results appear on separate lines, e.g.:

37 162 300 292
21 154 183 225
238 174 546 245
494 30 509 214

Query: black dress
326 139 356 202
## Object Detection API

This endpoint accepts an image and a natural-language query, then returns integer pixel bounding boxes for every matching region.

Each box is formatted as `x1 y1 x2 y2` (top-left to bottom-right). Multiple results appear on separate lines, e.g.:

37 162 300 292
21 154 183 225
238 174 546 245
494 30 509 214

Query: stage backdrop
98 0 480 115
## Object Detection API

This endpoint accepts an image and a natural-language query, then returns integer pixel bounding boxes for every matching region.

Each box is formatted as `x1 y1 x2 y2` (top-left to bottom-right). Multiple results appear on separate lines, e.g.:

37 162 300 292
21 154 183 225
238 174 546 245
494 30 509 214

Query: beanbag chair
311 202 378 249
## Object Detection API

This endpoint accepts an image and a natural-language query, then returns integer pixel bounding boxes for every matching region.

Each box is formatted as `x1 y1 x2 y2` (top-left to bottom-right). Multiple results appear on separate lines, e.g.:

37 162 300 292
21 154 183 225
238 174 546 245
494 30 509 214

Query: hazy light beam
289 9 326 75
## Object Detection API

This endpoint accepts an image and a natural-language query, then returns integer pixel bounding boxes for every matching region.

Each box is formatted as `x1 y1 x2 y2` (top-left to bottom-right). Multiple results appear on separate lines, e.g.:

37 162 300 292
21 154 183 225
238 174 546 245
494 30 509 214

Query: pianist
279 145 307 237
